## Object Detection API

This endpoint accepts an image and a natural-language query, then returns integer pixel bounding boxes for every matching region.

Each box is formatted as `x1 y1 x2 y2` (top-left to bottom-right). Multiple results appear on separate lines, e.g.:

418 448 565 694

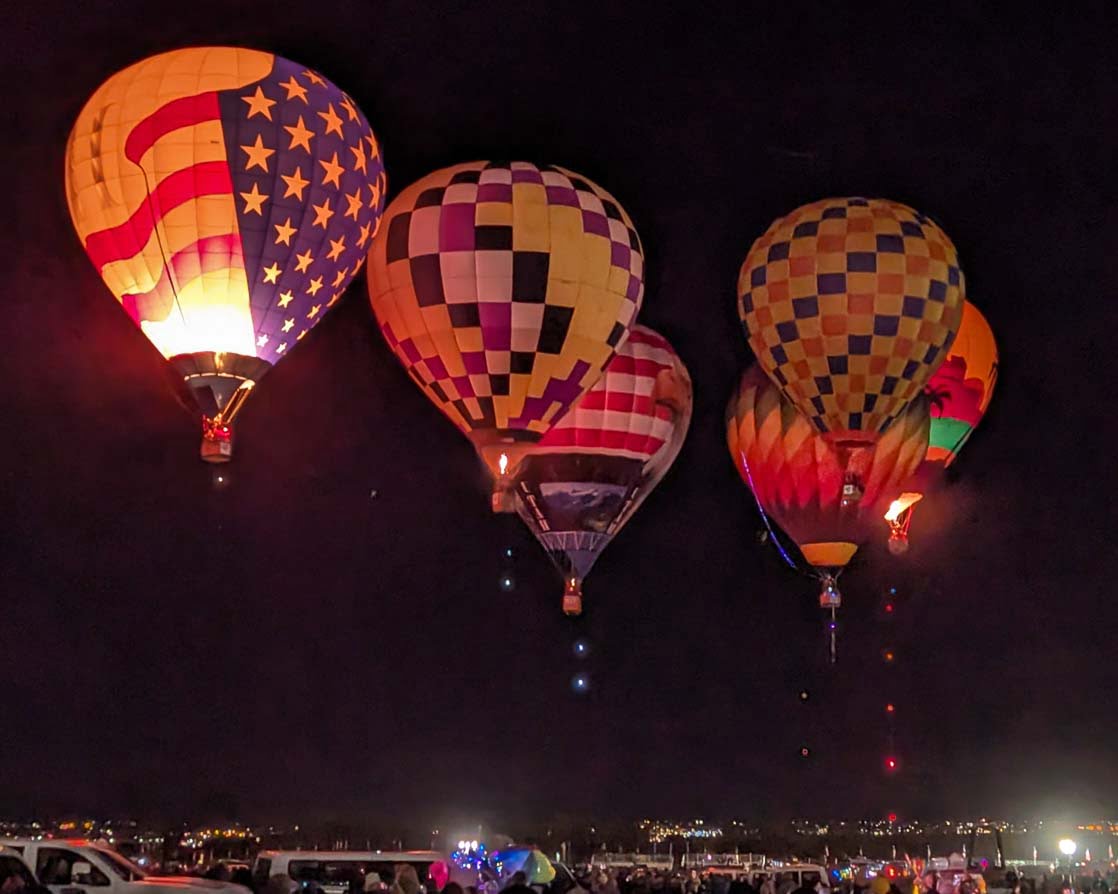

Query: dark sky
5 2 1117 827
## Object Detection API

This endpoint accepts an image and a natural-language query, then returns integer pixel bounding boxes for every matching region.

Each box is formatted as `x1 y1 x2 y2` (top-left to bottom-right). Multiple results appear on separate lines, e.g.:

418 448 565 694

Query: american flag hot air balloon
65 47 386 461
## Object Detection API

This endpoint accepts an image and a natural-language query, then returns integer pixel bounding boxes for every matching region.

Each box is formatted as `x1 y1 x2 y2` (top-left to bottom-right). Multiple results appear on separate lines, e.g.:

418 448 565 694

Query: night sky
5 2 1117 826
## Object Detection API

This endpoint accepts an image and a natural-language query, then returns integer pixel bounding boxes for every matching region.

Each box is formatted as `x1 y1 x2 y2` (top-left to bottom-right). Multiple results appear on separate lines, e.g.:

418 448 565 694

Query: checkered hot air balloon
738 197 964 446
884 299 998 553
65 47 385 462
513 325 692 615
366 161 645 510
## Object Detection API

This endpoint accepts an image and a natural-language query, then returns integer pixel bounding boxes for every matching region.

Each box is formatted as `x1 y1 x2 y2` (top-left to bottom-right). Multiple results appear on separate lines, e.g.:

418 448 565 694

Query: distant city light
1058 838 1077 856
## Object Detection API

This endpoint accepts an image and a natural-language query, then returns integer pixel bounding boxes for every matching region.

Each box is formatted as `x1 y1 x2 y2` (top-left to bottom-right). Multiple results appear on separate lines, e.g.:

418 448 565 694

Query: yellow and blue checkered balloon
738 198 965 445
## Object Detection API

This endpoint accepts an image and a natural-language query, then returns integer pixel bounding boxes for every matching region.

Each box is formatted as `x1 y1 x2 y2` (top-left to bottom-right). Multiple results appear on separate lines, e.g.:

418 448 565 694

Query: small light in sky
573 638 591 658
571 674 589 693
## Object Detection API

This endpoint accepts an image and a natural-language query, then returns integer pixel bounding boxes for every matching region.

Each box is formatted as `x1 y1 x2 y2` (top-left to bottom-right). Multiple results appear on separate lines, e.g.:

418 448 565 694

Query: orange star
349 140 367 175
277 290 295 308
365 133 380 160
327 290 343 307
284 115 314 153
339 96 359 122
357 220 373 248
297 329 308 341
326 234 347 261
331 266 349 287
302 69 326 87
276 342 287 354
241 86 276 120
274 217 297 246
281 166 310 201
343 187 363 220
294 250 314 273
307 303 322 319
278 75 308 103
239 182 268 215
319 151 345 188
282 318 295 333
306 276 324 296
318 103 344 138
367 178 382 209
262 261 282 284
240 133 274 172
311 198 334 229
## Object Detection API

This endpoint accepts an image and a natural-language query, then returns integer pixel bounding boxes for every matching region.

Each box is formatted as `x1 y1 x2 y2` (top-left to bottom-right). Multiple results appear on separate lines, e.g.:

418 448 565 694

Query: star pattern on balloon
226 60 387 362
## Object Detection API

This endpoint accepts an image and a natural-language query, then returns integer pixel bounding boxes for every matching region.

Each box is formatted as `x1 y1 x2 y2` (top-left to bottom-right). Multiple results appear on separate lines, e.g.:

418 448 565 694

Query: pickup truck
1 846 49 894
0 840 247 894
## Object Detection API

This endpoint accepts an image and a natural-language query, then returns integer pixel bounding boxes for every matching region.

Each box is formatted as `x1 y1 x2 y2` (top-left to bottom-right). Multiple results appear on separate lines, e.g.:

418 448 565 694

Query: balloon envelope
727 364 929 568
366 161 644 492
65 47 385 451
925 299 998 467
514 325 691 612
67 46 383 364
738 197 964 445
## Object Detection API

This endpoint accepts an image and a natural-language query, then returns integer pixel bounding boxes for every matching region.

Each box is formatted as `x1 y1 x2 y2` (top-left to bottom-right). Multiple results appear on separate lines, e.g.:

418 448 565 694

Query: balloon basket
491 488 516 513
201 417 233 464
562 579 583 616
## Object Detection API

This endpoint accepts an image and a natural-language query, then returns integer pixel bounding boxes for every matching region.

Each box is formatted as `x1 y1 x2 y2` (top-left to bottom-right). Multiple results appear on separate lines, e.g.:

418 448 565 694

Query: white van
0 840 247 894
748 864 831 893
251 851 444 894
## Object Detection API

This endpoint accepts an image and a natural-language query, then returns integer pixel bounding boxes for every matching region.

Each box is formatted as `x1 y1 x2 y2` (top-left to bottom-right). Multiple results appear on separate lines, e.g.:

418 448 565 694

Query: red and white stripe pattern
537 325 681 462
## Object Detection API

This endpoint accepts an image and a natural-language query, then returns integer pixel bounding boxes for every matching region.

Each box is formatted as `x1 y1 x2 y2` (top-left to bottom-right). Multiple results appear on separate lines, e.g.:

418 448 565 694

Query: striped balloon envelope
65 47 385 461
366 161 645 509
727 364 928 572
738 197 964 446
514 325 692 615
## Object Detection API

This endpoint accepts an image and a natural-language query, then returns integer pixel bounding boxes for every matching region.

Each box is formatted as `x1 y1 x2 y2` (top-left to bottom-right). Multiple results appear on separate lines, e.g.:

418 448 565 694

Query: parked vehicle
250 851 444 894
0 846 50 894
0 840 247 894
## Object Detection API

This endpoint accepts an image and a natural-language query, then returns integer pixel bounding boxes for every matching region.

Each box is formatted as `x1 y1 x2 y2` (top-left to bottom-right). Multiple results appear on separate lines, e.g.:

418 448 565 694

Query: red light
886 703 895 713
885 755 899 771
885 603 894 613
887 813 898 823
886 867 898 879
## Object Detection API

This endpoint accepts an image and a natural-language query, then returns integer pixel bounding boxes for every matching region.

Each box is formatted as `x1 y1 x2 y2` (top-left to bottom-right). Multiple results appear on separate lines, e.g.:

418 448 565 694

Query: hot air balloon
738 197 965 445
513 325 691 615
366 161 644 510
727 364 928 659
884 299 998 552
65 47 385 461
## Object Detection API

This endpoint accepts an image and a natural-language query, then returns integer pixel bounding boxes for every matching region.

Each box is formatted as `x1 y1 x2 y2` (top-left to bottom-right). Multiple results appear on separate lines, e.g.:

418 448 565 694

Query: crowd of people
572 867 1118 894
